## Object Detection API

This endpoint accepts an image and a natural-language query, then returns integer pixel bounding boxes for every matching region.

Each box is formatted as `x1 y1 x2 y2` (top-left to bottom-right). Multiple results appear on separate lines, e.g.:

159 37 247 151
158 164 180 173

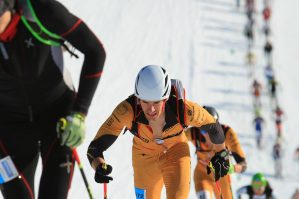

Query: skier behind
252 79 262 107
262 5 271 22
253 115 265 149
254 105 262 118
246 51 256 76
87 65 230 199
264 40 273 64
273 106 284 137
272 141 283 178
0 0 106 199
263 23 271 37
185 106 247 199
264 64 274 88
269 77 279 103
237 172 274 199
244 22 254 48
245 0 256 19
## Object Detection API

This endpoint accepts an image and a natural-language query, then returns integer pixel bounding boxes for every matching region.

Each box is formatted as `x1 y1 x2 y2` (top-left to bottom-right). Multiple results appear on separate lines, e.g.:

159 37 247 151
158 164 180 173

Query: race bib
0 156 19 184
135 187 146 199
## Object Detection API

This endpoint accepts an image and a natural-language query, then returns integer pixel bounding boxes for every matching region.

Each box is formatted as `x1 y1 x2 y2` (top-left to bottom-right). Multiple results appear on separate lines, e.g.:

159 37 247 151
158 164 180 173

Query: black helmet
0 0 15 16
203 106 219 121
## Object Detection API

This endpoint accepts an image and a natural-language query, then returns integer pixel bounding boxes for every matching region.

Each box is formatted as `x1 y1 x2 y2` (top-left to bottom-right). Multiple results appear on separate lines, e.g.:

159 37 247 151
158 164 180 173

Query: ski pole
72 149 94 199
208 162 224 199
104 183 107 199
215 181 224 199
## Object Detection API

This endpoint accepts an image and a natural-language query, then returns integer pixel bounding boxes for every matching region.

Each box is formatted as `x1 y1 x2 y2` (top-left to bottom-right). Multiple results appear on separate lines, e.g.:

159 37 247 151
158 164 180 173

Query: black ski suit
0 1 106 199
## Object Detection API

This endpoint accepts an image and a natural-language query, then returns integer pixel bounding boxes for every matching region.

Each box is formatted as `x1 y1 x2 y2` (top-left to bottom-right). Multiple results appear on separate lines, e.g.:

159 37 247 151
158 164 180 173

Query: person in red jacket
0 1 106 198
263 6 271 22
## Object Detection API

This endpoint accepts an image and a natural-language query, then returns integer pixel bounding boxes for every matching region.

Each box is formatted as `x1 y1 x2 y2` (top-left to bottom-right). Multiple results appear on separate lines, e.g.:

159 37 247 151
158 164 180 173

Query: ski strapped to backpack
125 79 187 143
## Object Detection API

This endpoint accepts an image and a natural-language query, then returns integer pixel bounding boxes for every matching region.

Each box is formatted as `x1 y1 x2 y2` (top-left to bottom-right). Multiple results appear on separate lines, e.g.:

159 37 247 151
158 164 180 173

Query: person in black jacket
0 0 106 198
236 173 274 199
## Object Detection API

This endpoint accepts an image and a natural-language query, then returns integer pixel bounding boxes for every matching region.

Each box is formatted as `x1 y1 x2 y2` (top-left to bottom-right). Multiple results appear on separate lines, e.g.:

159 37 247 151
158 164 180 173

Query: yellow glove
57 112 86 148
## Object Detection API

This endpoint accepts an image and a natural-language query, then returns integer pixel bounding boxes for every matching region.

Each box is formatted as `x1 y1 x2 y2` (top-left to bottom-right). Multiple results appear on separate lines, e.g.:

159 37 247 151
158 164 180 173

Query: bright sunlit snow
3 0 299 198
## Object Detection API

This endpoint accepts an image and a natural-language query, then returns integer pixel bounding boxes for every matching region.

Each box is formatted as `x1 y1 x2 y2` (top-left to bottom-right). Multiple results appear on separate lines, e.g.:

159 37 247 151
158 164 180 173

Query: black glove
207 149 230 181
95 163 113 183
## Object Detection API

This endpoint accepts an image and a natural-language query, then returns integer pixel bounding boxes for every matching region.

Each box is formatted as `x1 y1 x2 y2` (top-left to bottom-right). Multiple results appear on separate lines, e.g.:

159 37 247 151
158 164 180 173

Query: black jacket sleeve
87 135 118 165
33 0 106 114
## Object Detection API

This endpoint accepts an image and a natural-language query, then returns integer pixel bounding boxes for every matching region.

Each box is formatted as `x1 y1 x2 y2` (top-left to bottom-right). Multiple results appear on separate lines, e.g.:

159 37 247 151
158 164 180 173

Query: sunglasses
252 181 266 189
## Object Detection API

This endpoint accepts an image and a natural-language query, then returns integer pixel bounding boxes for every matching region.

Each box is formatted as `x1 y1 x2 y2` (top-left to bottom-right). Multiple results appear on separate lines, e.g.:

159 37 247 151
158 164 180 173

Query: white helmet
134 65 171 101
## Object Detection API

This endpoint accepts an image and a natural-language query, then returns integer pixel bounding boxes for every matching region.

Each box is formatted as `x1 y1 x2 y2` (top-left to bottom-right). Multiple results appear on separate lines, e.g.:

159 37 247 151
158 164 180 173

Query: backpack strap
221 124 231 137
191 128 207 151
169 79 187 128
124 95 140 137
247 186 254 199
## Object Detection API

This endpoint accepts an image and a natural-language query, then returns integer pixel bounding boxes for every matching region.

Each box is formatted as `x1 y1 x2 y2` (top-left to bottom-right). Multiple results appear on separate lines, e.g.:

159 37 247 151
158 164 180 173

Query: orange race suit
186 124 247 199
87 93 225 199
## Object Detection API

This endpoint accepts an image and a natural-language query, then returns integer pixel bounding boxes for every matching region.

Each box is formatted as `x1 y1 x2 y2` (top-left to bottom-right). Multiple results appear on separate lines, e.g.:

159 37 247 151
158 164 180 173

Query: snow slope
3 0 299 198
